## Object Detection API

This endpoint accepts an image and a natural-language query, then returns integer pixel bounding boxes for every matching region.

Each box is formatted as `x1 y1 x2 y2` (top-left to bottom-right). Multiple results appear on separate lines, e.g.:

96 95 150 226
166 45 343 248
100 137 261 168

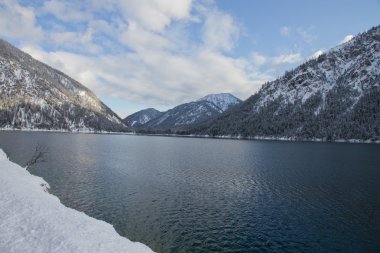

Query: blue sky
1 0 379 117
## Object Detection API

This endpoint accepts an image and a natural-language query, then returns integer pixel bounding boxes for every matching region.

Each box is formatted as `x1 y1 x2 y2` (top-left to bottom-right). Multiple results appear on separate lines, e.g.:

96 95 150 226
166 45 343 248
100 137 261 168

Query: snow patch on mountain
197 93 241 111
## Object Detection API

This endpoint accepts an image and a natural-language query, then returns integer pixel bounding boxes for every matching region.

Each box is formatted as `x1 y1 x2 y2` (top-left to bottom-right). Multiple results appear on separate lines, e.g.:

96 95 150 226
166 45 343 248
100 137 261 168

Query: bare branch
25 143 48 169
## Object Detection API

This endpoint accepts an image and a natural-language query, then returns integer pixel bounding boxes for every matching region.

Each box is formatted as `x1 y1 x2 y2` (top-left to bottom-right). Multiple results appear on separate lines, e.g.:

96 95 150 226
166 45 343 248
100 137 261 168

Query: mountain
197 93 242 111
191 26 380 141
136 93 241 131
123 108 162 127
0 39 127 132
142 101 222 130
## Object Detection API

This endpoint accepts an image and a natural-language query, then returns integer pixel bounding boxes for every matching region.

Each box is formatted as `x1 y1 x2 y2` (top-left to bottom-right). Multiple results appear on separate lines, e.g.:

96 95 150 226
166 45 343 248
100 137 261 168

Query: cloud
37 0 194 54
22 44 262 108
120 21 174 51
251 52 267 66
116 0 193 32
272 53 302 65
0 0 43 44
49 29 102 53
41 0 92 23
5 0 308 117
247 52 303 79
202 8 240 52
339 34 354 44
296 27 317 44
280 26 290 36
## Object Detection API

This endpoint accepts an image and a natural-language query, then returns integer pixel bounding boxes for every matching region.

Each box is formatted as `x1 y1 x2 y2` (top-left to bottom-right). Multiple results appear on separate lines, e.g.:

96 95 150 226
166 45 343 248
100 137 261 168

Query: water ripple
1 133 380 252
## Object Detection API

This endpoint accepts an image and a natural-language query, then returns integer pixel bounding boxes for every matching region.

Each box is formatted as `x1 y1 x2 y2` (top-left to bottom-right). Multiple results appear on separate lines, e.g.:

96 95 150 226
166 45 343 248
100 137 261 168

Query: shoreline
1 128 379 144
129 132 380 144
0 149 154 253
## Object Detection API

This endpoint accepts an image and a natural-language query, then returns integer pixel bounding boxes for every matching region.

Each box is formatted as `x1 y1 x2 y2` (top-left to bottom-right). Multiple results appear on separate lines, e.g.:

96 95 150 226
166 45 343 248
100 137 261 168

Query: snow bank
0 149 154 253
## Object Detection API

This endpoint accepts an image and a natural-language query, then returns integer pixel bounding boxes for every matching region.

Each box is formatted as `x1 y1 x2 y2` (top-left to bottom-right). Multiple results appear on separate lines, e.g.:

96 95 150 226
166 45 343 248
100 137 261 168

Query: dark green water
0 131 379 252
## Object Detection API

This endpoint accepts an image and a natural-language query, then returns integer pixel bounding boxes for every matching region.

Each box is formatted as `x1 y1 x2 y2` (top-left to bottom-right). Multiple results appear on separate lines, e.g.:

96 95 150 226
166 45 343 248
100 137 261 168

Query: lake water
0 131 379 252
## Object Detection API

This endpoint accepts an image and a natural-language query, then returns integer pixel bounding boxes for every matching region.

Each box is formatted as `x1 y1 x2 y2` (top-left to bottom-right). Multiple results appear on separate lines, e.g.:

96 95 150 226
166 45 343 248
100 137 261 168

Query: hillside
0 39 127 132
191 26 380 141
123 108 162 127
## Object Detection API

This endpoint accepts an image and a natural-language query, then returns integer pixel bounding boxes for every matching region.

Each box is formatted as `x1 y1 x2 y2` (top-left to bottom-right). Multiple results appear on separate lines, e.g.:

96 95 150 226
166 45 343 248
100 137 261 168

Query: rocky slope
0 39 127 132
192 26 380 141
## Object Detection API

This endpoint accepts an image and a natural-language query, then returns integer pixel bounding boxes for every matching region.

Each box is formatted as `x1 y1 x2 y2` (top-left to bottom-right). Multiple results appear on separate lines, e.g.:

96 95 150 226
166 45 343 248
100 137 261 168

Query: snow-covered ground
0 149 154 253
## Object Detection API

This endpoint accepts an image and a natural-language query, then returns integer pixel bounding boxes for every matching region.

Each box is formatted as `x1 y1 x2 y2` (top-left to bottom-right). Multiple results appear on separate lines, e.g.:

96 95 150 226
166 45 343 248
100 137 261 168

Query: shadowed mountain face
193 26 380 141
0 39 128 132
125 93 241 131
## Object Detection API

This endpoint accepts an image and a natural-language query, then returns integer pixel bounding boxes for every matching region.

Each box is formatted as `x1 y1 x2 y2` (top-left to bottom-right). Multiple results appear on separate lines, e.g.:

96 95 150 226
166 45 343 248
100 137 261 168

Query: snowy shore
0 149 154 253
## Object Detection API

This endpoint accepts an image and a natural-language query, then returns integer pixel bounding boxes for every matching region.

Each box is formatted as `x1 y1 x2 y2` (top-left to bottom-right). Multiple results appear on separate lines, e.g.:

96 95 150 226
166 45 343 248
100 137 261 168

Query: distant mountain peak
126 93 242 131
197 93 241 111
123 108 162 127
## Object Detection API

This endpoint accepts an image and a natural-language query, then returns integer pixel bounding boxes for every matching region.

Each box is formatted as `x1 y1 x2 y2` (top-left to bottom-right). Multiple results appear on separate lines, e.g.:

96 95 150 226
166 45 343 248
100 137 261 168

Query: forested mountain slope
192 26 380 141
0 39 127 132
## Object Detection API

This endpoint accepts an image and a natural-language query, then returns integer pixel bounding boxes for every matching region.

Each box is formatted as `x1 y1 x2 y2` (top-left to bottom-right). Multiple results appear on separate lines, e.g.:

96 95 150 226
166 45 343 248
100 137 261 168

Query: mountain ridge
126 93 241 131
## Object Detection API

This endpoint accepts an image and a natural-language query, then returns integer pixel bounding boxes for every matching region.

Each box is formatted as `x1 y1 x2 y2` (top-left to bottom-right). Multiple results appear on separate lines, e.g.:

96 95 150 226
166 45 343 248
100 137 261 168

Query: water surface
0 131 379 252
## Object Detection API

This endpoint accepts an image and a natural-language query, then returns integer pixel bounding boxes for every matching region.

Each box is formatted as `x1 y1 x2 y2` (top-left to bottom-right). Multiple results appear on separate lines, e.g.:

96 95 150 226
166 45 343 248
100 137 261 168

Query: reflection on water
0 131 379 252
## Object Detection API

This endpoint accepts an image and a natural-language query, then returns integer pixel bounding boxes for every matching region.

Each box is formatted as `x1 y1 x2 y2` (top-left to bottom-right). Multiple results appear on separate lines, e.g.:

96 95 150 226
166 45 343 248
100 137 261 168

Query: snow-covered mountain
123 108 162 127
197 93 241 111
0 39 127 132
143 101 222 130
133 93 241 131
195 25 380 141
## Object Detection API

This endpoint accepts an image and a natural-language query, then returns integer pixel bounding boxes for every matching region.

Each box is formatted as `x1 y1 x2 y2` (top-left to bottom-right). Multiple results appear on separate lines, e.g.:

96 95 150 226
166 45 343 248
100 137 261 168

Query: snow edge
0 149 154 253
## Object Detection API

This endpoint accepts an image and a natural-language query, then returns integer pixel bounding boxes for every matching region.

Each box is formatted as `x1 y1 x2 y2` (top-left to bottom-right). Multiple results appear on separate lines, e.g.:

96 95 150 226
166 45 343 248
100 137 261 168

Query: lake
0 131 379 252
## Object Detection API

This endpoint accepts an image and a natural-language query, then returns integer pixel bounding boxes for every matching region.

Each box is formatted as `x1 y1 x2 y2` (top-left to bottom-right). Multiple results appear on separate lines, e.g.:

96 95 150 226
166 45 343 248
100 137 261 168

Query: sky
0 0 379 117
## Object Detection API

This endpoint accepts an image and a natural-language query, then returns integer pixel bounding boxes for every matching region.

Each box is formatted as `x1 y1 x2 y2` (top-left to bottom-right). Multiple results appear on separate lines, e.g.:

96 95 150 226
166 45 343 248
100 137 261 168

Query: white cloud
251 52 267 66
280 26 290 36
339 34 354 44
38 0 194 54
21 43 263 109
296 27 317 44
0 0 43 43
202 9 240 52
49 29 102 53
120 22 174 51
272 53 302 65
246 51 304 80
251 51 303 67
5 0 310 117
41 0 92 23
116 0 193 32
